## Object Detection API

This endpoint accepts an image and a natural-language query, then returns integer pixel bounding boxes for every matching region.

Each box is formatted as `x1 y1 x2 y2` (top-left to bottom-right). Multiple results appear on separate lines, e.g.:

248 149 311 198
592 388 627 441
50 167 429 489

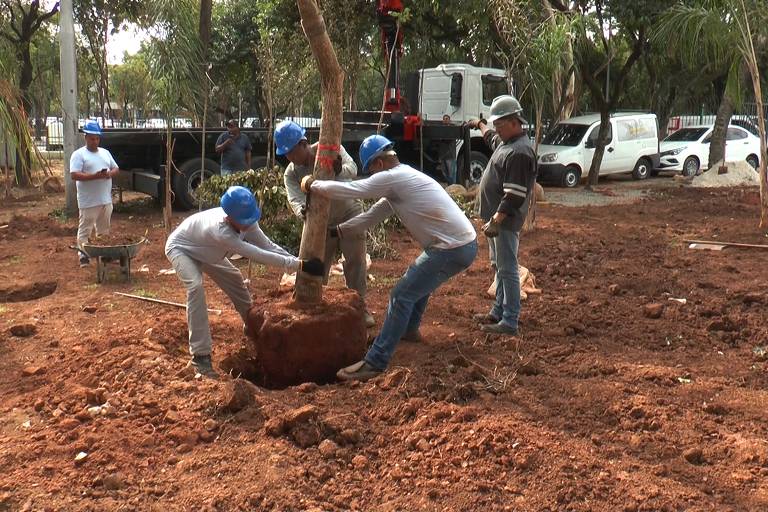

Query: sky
106 25 149 65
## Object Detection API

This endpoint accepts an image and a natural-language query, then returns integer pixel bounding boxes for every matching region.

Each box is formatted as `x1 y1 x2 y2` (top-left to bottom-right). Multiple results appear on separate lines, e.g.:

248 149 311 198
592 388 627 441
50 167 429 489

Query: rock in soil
220 378 260 413
246 289 367 388
21 366 45 377
643 303 664 319
683 447 704 464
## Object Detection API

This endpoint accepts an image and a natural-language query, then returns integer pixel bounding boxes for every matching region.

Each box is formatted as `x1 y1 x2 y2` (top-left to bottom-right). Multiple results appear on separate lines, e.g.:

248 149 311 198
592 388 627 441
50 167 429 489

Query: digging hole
223 289 368 390
0 281 57 302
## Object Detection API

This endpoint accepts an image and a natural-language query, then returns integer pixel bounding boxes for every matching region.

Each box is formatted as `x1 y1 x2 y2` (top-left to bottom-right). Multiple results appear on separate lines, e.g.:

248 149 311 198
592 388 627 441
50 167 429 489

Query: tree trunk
294 0 345 304
708 92 734 169
16 41 34 186
163 128 173 236
586 109 611 189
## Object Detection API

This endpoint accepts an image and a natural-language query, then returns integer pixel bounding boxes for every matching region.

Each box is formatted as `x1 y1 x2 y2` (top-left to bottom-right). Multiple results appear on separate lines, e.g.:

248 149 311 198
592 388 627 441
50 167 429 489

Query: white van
537 113 660 187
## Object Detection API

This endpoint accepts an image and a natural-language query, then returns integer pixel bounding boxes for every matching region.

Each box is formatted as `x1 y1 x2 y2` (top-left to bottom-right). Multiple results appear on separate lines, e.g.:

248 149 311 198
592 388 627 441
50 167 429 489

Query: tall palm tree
654 0 767 226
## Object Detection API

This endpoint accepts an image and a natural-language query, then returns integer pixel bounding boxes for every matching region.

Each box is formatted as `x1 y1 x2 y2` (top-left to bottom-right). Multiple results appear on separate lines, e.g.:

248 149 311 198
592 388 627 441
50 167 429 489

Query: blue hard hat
82 120 102 135
360 134 394 173
274 120 306 156
220 186 261 226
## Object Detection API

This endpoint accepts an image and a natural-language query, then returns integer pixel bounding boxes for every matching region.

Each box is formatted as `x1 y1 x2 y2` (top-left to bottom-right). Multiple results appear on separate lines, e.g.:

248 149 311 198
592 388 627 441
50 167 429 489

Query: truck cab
409 63 510 186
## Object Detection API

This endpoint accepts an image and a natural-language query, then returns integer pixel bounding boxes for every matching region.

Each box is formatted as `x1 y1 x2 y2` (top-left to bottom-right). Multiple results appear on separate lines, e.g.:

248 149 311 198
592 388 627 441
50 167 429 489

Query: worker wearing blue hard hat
70 119 120 267
300 134 478 382
275 120 375 328
164 185 324 378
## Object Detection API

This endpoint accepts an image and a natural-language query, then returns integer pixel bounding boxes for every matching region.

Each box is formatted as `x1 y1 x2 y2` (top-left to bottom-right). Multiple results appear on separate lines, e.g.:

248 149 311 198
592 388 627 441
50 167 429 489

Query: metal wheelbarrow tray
81 237 147 283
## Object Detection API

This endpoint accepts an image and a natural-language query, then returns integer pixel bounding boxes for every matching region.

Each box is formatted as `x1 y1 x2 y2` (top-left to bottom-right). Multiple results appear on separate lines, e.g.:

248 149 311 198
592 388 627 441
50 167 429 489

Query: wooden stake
114 291 222 314
683 239 768 250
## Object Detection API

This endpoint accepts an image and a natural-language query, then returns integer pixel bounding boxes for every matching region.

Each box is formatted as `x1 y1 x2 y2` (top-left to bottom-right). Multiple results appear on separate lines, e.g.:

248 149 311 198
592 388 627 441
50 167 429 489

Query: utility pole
60 0 79 215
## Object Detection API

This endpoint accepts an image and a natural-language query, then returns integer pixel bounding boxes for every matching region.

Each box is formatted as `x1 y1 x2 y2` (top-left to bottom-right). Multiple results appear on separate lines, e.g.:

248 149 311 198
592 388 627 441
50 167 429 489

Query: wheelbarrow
74 238 147 283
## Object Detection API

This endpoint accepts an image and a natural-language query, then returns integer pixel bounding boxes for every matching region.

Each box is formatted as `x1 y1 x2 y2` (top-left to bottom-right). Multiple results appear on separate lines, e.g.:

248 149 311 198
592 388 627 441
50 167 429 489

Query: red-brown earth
0 182 766 511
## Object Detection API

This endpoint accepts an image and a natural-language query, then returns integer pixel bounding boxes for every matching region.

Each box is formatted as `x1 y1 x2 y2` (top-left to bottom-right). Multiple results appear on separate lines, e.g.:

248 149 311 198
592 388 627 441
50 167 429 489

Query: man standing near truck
70 120 120 267
215 119 252 175
274 120 375 328
468 95 537 335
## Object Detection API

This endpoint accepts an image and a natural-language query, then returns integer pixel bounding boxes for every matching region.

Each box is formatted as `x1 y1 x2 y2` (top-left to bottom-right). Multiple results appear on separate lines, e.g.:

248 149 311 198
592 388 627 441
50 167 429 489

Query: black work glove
328 226 340 238
299 204 307 219
481 219 500 238
300 257 324 276
333 155 342 175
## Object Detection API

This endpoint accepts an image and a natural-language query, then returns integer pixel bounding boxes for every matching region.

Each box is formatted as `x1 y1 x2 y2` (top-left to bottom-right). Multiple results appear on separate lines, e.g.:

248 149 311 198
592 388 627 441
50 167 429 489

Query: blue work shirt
216 132 252 174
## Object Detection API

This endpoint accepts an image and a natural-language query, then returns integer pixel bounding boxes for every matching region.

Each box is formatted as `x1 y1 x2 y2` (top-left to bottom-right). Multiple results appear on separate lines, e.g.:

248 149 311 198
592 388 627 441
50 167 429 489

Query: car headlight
661 146 686 157
540 153 558 163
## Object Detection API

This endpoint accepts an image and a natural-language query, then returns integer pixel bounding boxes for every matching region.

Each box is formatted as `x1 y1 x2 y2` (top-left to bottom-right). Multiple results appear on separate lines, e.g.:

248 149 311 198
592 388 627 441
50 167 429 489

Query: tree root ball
245 288 367 388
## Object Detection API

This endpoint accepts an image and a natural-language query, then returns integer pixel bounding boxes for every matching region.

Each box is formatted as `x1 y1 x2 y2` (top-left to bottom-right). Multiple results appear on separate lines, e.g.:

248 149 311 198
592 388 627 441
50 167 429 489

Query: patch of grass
83 283 99 290
112 197 158 215
132 288 158 299
372 275 400 288
1 255 22 267
48 208 71 223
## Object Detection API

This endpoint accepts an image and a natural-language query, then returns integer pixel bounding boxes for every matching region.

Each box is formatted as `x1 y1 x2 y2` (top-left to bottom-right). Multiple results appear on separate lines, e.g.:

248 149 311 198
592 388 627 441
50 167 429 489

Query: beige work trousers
77 203 113 248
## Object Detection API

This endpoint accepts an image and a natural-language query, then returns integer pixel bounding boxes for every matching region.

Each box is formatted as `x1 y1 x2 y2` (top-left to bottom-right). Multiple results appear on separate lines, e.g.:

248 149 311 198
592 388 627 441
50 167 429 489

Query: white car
657 125 761 176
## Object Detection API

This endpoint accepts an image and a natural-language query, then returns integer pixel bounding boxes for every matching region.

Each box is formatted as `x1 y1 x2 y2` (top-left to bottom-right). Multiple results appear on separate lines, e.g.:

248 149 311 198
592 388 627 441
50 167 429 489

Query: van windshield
664 128 708 142
542 124 589 146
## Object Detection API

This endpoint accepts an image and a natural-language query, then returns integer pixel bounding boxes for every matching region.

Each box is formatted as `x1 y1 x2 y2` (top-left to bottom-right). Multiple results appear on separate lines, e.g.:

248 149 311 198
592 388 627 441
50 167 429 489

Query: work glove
481 219 500 238
300 257 324 276
300 175 315 194
299 204 307 219
328 226 340 238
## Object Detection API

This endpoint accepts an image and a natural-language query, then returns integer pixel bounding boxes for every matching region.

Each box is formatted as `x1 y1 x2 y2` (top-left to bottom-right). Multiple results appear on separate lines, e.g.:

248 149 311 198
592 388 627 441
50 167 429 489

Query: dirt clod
318 439 339 459
220 378 260 413
683 447 704 464
643 303 664 319
21 365 44 376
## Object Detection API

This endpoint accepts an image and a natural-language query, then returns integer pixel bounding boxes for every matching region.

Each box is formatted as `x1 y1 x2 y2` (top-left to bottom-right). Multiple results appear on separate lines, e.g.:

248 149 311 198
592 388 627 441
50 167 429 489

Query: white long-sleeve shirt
311 164 476 250
165 207 300 270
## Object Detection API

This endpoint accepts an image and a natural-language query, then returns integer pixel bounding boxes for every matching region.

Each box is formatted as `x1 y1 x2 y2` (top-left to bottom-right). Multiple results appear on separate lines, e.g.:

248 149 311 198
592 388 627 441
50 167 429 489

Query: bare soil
0 184 767 511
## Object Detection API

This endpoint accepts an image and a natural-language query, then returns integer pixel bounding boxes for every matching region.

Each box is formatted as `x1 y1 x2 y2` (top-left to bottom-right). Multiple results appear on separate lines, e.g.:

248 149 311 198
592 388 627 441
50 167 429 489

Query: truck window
587 124 613 145
481 75 509 106
616 118 656 141
542 123 590 146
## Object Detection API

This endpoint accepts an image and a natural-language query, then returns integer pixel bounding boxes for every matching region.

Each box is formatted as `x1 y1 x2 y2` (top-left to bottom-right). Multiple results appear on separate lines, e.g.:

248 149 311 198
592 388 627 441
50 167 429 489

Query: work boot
337 360 382 382
79 254 90 268
187 354 219 379
364 310 375 328
479 322 519 336
401 330 424 343
473 313 499 324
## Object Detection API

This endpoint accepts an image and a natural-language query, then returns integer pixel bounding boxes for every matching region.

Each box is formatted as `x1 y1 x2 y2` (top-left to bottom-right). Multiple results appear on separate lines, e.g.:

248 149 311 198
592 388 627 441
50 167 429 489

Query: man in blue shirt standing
215 119 252 175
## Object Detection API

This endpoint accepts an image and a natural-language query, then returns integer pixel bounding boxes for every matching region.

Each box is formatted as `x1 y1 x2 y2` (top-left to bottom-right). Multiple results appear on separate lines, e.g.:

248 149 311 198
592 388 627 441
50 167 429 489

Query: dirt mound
244 289 366 388
1 214 74 240
692 160 759 187
86 234 145 246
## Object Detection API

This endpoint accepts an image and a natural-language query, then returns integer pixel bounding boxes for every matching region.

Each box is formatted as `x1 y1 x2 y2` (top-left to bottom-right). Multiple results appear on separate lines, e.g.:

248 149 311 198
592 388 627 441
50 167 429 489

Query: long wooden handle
683 239 768 249
114 292 222 315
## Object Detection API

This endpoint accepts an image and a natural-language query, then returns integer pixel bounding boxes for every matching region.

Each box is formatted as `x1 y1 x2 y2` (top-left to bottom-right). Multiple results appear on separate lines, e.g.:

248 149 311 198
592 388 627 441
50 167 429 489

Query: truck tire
561 166 581 188
173 157 221 210
463 151 489 187
632 157 651 180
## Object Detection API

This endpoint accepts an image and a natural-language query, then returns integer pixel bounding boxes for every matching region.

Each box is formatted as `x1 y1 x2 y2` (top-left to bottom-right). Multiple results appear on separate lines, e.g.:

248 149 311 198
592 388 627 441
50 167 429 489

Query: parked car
537 112 660 187
656 124 761 176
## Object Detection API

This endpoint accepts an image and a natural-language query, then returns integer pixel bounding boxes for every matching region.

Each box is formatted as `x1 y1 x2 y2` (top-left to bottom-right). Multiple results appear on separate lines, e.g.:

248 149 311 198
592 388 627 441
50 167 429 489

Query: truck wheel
173 158 221 210
746 154 759 170
561 166 581 188
463 151 489 187
632 157 651 180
